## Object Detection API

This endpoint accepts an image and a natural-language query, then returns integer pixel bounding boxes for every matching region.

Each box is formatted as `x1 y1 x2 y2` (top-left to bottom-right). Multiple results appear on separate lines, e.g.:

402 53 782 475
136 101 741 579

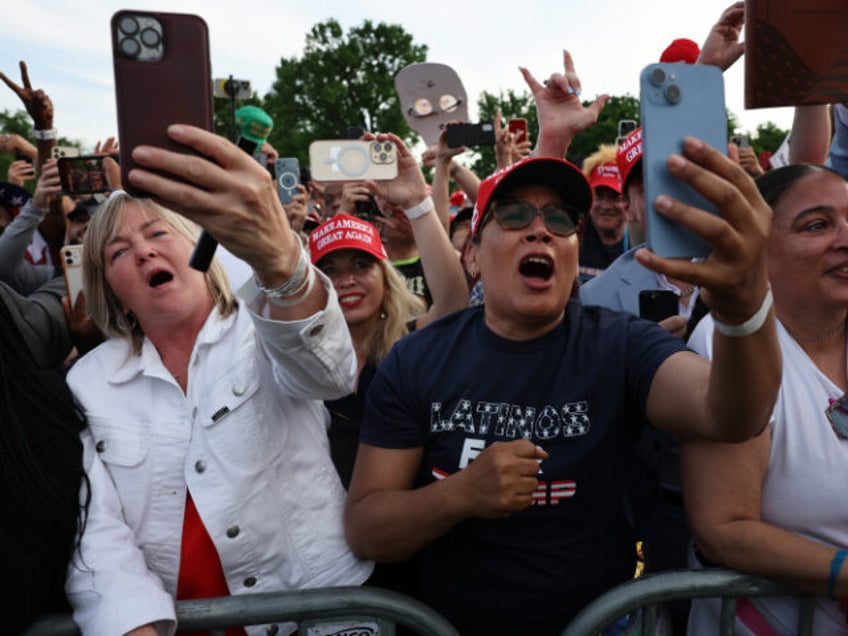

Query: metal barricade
560 568 815 636
23 586 460 636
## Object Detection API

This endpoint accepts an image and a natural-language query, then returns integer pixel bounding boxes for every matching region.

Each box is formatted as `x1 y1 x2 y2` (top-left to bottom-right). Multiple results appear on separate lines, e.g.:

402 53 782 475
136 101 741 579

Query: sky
0 0 797 153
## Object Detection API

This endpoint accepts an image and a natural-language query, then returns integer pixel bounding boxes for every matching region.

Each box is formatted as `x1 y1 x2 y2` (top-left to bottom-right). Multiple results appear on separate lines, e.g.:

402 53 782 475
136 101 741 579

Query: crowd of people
3 1 848 634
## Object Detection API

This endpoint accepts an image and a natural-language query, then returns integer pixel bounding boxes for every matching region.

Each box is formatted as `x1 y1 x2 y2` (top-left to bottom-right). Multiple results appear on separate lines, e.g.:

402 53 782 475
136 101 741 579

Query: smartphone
446 121 496 148
639 289 679 322
274 157 300 204
640 63 727 258
111 11 213 198
51 145 80 160
508 118 528 143
308 140 398 182
61 244 85 307
731 134 749 148
57 155 111 195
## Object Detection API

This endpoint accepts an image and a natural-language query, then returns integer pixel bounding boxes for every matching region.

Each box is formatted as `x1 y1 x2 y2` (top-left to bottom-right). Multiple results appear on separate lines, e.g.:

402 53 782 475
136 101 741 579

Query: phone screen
58 156 111 195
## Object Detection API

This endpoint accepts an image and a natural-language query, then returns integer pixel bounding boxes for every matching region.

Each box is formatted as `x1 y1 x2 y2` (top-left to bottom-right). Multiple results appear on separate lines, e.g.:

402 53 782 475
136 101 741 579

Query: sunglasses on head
485 200 580 237
825 394 848 439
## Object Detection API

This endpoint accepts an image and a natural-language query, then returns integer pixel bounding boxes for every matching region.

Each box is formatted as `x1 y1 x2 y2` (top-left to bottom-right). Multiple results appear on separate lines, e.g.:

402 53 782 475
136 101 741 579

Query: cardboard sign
395 62 469 146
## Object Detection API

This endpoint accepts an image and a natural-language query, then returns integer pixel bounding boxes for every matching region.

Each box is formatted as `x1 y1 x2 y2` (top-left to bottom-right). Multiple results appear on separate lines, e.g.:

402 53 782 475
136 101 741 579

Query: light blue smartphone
639 63 727 258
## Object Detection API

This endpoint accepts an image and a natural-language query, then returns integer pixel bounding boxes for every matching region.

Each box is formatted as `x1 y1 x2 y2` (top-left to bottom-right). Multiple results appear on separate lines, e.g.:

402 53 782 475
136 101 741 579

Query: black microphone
189 105 274 271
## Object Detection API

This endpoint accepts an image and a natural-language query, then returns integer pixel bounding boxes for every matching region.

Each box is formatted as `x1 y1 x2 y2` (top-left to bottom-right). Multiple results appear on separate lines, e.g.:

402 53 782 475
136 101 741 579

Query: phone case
508 118 528 143
638 289 679 322
308 140 398 182
446 122 496 148
111 11 213 197
61 245 84 307
58 155 110 195
640 63 727 258
275 157 300 204
52 146 80 160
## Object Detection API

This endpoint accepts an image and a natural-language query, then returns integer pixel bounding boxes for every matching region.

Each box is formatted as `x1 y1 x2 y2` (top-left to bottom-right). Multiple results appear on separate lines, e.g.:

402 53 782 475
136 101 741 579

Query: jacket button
266 625 279 635
232 384 245 396
195 460 206 473
95 440 106 453
243 576 257 587
226 525 240 538
308 324 324 337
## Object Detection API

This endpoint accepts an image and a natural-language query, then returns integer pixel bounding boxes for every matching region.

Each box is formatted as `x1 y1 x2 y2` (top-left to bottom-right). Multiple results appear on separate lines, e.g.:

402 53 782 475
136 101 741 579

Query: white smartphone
308 140 398 182
61 244 84 306
640 62 727 258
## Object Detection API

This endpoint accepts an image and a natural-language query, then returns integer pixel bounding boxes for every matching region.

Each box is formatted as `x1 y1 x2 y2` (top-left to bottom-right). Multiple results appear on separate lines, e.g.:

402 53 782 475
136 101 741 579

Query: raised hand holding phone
639 62 727 258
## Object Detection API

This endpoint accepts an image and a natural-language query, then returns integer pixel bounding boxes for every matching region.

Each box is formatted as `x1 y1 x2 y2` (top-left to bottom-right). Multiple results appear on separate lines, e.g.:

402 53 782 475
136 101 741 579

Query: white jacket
66 276 371 636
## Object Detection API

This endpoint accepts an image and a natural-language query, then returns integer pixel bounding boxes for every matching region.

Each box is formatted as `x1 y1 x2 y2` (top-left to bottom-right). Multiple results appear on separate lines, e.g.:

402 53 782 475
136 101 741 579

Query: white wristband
713 287 773 338
403 195 434 220
31 127 58 141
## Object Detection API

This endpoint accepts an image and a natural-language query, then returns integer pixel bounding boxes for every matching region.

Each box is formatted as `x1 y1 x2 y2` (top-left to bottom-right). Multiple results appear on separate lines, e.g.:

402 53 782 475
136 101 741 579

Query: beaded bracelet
266 266 317 308
713 287 773 338
253 241 309 299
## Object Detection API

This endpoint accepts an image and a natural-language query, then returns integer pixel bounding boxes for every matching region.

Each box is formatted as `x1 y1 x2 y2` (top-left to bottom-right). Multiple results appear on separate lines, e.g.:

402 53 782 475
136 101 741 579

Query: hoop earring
117 311 137 332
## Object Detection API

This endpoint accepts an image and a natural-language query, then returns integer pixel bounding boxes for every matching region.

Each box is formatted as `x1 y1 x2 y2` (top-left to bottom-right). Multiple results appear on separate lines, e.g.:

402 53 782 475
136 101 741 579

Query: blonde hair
82 193 236 353
581 144 619 179
365 260 426 364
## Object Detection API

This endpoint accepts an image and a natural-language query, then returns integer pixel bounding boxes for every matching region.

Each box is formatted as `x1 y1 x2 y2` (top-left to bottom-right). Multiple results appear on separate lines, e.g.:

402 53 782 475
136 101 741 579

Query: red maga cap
588 163 622 194
616 127 643 191
309 213 387 264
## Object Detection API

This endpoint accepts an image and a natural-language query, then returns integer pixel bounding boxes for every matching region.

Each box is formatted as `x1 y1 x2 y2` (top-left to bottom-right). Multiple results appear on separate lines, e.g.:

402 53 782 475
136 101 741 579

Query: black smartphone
446 121 496 148
57 155 112 195
111 11 213 198
639 289 679 322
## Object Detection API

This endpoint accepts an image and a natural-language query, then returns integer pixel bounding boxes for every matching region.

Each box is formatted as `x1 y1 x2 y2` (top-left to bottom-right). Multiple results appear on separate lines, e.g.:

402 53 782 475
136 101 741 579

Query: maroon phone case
111 11 213 197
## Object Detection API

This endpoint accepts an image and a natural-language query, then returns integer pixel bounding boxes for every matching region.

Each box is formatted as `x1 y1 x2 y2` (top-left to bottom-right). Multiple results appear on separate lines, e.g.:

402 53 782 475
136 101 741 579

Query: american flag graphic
532 480 577 506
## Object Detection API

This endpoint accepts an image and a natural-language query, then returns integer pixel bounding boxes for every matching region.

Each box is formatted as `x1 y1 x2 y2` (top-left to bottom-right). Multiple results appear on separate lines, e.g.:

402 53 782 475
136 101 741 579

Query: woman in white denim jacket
65 125 372 636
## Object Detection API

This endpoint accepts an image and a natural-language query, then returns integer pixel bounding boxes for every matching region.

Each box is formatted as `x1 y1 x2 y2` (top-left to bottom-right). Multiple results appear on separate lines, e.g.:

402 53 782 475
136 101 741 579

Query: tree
473 89 537 178
262 19 427 167
749 121 789 155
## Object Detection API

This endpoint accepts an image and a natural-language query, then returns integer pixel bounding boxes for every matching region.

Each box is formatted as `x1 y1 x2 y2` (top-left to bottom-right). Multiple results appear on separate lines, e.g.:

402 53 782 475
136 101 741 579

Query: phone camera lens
664 83 682 103
140 27 161 47
119 37 141 59
650 67 666 86
379 152 388 162
118 16 139 35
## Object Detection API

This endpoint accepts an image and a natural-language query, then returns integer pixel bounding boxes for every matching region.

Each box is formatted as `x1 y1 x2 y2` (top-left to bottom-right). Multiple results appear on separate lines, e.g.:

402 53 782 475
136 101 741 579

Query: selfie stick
189 106 274 271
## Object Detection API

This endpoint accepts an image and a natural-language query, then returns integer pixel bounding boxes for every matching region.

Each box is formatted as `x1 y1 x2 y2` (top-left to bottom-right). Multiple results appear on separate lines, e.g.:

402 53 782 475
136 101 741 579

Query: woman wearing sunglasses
344 50 782 633
685 163 848 635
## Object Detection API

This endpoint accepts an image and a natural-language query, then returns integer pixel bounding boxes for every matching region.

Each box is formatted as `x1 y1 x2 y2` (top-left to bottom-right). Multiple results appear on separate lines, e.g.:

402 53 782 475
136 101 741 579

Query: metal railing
560 568 815 636
24 586 461 636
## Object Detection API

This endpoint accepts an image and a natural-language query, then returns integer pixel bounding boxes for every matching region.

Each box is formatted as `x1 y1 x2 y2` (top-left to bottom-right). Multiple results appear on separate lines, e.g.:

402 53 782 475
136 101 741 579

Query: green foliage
261 19 427 168
749 121 789 155
566 95 640 166
0 109 80 191
473 89 537 178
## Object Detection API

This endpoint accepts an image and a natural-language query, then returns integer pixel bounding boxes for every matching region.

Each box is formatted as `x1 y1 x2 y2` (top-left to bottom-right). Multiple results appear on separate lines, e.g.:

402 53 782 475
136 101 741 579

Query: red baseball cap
470 156 592 238
309 213 387 264
588 163 622 194
616 127 643 191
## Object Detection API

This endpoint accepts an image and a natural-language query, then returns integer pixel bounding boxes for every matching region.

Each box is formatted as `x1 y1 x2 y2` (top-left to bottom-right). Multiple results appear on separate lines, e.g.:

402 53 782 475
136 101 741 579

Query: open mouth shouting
519 255 554 284
147 268 174 288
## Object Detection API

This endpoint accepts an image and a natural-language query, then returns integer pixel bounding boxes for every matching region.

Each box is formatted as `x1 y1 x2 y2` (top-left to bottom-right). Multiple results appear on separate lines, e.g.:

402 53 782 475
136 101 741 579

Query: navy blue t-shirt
361 301 689 635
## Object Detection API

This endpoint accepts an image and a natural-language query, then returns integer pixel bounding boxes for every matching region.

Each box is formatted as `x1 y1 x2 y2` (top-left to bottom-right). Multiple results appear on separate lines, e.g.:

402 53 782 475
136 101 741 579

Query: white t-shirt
687 317 848 635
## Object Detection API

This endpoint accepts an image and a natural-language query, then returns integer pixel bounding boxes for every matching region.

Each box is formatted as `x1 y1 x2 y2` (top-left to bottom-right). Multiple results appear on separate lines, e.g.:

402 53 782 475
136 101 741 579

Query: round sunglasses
485 200 580 237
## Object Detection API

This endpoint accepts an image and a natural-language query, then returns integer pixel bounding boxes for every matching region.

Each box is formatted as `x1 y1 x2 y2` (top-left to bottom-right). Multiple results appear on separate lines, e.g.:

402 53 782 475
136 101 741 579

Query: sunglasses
825 394 848 439
485 200 580 237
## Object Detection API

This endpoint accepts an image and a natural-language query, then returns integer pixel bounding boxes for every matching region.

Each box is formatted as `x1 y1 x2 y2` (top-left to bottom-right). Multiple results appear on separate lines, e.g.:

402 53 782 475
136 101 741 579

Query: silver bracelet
31 127 58 141
713 287 773 338
266 266 317 307
403 195 434 220
253 241 309 299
